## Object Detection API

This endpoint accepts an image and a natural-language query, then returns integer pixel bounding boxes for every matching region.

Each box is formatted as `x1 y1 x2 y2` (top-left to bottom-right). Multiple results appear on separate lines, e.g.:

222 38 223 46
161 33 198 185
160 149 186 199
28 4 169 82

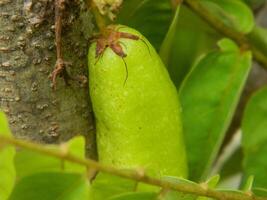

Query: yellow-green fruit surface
88 25 187 178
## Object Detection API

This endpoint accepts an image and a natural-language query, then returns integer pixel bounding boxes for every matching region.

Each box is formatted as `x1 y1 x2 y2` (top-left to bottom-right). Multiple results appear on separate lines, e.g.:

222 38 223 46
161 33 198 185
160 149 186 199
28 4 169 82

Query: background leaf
0 111 16 200
15 136 86 180
159 4 181 65
241 87 267 188
89 173 137 200
247 26 267 58
242 175 254 192
242 0 266 9
252 188 267 197
9 172 89 200
163 5 218 87
116 0 174 50
179 39 252 181
200 0 254 33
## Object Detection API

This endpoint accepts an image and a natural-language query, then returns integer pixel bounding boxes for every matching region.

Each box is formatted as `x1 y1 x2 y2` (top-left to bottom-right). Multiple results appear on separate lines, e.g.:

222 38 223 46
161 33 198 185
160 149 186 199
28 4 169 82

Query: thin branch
0 135 266 200
51 0 70 89
184 0 267 68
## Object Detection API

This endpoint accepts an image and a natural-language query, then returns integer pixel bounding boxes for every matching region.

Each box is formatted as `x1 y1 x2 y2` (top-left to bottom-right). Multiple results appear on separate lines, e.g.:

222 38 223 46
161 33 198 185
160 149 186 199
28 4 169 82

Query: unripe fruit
88 25 187 178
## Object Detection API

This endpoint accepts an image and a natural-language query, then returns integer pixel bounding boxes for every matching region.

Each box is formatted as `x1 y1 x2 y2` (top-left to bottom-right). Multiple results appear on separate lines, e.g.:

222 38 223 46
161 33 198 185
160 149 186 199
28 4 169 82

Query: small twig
51 0 69 90
0 135 266 200
51 0 107 90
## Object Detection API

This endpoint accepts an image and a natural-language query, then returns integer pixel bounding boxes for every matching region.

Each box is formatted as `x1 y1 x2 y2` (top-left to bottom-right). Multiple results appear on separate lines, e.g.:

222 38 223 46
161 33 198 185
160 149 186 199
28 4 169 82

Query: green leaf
165 5 219 88
248 26 267 58
159 4 181 65
64 136 87 173
0 111 16 200
108 192 157 200
89 173 137 200
116 0 173 50
252 187 267 197
15 136 86 180
180 38 252 181
242 176 254 192
15 147 60 179
206 175 220 188
242 87 267 188
200 0 254 33
9 172 89 200
197 175 220 200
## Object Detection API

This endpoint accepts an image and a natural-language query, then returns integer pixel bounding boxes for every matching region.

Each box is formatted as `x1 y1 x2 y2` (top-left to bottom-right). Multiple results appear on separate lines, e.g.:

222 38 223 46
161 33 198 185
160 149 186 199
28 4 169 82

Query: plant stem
184 0 267 68
85 0 107 32
92 6 107 32
0 135 266 200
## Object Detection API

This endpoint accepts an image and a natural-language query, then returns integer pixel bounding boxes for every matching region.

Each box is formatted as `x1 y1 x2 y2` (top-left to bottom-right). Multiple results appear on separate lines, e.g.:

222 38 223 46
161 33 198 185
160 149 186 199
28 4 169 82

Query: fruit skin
88 25 187 178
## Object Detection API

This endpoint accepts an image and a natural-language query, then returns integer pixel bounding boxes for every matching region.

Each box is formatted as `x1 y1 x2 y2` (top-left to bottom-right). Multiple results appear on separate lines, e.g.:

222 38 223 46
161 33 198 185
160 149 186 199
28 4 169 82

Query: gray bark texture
0 0 97 158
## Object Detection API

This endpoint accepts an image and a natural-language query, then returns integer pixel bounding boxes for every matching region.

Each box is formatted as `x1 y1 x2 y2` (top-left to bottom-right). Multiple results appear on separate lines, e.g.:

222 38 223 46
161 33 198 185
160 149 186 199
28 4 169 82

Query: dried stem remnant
51 0 70 89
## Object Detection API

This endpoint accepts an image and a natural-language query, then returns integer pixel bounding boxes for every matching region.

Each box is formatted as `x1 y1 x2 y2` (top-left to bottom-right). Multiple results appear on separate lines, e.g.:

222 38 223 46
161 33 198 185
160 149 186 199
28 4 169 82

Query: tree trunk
0 0 96 158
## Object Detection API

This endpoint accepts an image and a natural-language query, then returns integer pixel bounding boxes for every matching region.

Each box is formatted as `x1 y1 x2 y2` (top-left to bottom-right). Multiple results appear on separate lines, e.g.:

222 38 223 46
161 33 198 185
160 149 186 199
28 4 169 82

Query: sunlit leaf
197 175 220 200
206 175 220 187
15 136 86 180
64 136 87 173
15 147 60 179
242 176 254 192
0 111 16 200
9 172 89 200
89 172 137 200
180 38 252 181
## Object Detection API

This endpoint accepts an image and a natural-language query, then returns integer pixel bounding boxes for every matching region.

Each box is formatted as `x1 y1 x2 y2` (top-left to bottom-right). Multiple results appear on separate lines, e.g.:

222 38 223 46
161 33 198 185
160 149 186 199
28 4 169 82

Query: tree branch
0 135 266 200
184 0 267 68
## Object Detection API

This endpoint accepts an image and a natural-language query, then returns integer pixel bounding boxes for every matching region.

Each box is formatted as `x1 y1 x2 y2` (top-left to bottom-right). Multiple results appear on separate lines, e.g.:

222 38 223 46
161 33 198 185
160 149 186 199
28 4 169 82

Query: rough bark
0 0 96 158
